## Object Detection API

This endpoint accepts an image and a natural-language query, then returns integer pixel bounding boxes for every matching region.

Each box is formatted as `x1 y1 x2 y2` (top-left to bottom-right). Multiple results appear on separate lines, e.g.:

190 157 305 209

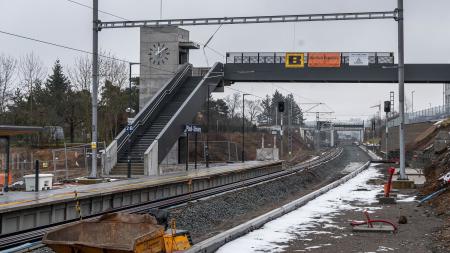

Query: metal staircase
105 63 223 176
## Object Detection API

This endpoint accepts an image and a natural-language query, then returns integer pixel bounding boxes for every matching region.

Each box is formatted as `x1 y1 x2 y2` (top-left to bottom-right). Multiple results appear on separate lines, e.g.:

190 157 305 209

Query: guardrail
226 52 394 65
117 64 192 153
387 104 450 127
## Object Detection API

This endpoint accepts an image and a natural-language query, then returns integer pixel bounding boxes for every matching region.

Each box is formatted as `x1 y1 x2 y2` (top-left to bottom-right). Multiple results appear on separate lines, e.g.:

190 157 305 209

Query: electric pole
90 0 99 178
397 0 407 180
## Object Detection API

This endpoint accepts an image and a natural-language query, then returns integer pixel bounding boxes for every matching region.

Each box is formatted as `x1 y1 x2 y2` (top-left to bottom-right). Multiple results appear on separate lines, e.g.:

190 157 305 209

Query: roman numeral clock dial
148 42 170 65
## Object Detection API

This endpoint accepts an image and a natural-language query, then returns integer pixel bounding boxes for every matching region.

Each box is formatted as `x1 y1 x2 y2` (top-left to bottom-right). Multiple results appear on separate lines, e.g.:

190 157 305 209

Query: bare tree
68 54 92 91
225 93 241 119
99 50 128 88
0 54 17 116
19 52 45 122
246 99 262 124
69 50 128 91
19 52 45 96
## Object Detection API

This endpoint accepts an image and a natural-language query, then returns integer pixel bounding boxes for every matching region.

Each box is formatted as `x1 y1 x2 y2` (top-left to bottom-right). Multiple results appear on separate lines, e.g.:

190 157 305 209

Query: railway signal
278 101 285 113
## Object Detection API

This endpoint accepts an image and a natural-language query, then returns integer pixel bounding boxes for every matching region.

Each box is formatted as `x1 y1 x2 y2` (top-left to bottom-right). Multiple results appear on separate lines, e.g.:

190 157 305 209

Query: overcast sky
1 0 449 121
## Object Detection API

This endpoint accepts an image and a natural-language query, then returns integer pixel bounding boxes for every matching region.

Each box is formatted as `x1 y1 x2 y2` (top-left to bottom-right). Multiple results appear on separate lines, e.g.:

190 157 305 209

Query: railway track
0 147 343 251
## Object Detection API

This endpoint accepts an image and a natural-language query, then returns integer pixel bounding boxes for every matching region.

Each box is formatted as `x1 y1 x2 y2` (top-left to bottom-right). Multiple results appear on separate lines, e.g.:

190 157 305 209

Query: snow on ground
396 195 417 203
341 162 365 174
217 165 383 253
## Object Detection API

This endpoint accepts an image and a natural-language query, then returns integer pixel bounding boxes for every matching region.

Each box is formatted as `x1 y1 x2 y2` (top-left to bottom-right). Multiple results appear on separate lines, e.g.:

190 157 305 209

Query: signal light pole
384 101 391 160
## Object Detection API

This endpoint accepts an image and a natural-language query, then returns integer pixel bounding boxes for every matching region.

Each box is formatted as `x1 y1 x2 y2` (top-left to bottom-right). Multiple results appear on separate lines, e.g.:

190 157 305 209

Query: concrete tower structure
139 26 199 108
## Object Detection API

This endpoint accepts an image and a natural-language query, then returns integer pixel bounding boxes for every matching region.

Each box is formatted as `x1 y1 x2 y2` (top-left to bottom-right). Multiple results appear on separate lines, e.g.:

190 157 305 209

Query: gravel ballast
169 145 370 243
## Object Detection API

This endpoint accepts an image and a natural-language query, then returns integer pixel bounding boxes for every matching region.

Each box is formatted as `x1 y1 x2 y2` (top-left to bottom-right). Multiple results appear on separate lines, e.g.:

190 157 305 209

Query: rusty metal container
43 213 165 253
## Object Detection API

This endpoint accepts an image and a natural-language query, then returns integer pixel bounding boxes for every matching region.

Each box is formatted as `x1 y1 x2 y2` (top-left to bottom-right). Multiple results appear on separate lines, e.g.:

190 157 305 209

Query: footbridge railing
388 104 450 128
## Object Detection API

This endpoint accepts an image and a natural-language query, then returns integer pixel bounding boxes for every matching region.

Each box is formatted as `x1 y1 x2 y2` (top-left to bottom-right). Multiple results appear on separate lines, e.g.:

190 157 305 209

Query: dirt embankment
409 118 450 251
420 150 450 250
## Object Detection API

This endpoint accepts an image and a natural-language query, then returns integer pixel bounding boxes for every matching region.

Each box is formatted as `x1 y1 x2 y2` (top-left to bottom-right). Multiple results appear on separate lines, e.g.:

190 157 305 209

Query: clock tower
139 26 199 109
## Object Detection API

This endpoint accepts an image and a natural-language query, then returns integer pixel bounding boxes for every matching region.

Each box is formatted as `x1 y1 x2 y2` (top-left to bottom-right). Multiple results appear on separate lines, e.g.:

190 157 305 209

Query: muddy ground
281 165 447 253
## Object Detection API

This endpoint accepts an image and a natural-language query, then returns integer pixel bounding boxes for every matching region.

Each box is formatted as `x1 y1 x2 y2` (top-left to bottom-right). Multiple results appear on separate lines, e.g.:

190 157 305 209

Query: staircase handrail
116 63 192 152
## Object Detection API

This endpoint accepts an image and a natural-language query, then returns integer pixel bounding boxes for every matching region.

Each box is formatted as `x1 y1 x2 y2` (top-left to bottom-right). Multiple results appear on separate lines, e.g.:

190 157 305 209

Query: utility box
24 174 54 191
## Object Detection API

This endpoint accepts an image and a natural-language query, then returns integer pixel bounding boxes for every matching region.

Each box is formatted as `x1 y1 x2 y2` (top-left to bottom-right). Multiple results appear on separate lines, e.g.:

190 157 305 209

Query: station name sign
185 124 202 133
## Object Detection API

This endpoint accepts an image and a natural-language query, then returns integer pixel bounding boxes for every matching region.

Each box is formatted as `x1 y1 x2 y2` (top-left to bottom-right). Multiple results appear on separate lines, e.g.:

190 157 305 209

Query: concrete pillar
330 129 335 147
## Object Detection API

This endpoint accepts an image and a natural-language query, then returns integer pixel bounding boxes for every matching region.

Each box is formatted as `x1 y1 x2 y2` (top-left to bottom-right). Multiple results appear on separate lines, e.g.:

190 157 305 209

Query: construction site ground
279 163 448 253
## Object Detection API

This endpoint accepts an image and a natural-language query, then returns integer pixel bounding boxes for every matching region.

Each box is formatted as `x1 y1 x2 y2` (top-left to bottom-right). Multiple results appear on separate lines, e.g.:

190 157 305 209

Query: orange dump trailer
43 213 190 253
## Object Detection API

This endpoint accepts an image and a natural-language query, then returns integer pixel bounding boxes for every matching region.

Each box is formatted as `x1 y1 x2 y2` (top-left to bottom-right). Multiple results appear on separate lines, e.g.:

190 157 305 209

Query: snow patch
377 246 395 251
397 196 416 202
341 162 365 174
217 166 383 253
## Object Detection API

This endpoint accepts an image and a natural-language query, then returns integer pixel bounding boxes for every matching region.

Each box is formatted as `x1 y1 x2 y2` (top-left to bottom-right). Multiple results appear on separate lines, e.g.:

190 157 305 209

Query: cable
204 25 223 48
204 45 226 58
0 29 175 74
66 0 129 21
227 87 264 99
67 0 225 69
271 83 320 104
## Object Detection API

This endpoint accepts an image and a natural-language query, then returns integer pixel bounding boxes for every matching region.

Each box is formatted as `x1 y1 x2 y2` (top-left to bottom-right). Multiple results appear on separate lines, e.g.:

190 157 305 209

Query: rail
0 148 343 250
226 52 394 65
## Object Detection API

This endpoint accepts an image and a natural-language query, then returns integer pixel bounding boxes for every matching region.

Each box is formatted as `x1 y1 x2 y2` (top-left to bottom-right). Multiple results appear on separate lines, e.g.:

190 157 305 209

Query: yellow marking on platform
0 163 271 207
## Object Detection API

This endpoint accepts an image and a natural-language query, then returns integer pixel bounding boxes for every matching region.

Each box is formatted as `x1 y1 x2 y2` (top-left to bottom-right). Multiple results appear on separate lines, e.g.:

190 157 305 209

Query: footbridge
224 52 450 83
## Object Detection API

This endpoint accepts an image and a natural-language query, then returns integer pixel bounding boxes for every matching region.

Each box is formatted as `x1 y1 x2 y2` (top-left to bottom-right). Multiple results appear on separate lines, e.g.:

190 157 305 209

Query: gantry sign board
285 52 370 68
285 53 305 68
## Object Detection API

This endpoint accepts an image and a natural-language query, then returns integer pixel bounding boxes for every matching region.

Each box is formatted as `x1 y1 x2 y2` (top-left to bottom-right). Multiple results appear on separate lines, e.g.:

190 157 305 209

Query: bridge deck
224 64 450 83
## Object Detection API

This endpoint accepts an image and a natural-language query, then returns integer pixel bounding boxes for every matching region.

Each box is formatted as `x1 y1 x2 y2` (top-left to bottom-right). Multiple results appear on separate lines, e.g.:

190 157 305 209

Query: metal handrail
225 52 394 65
116 64 192 152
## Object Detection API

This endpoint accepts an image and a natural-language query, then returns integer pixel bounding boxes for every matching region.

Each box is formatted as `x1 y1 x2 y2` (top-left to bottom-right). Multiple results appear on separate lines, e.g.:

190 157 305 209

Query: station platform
0 160 282 235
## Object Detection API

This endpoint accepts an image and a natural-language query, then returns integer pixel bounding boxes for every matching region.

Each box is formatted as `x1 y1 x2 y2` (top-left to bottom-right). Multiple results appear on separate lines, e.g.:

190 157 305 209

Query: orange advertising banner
308 52 341 68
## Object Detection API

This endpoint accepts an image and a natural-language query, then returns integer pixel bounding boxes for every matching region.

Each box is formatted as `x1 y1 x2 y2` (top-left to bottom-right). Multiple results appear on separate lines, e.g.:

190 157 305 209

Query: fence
0 142 106 186
51 142 105 181
180 141 241 164
388 104 450 127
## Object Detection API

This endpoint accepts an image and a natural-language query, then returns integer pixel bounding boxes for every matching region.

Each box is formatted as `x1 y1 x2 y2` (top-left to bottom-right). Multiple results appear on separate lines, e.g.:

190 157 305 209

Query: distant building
445 83 450 105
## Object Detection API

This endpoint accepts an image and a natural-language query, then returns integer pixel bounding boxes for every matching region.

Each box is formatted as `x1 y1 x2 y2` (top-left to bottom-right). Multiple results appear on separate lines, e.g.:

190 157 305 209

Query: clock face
148 42 170 65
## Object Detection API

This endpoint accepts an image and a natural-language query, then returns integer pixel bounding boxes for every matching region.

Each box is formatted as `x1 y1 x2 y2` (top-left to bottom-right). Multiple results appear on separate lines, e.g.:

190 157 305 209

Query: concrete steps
110 163 145 175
